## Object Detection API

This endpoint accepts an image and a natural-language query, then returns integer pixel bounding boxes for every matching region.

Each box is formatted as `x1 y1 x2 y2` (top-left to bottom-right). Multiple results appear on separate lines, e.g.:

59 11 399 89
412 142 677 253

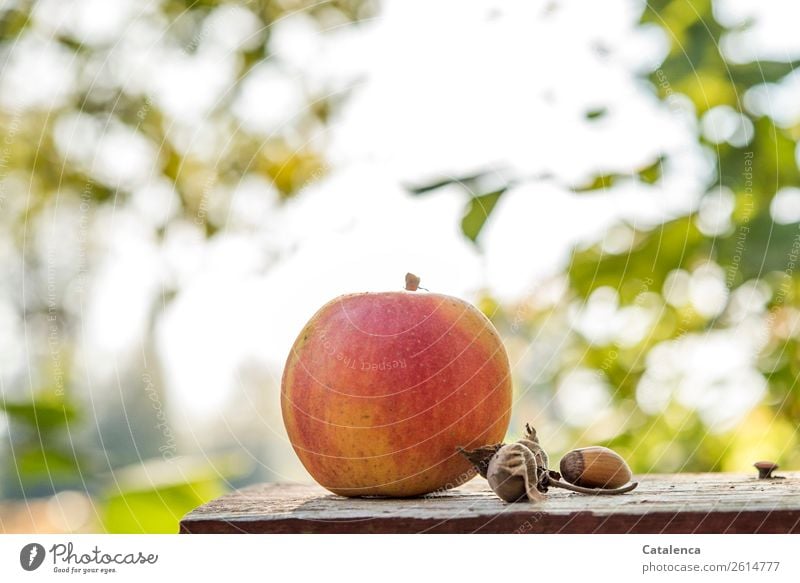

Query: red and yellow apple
281 283 512 497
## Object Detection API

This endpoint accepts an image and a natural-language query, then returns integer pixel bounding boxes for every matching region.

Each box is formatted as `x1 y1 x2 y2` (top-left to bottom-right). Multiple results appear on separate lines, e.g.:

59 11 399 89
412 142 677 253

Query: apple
281 277 512 497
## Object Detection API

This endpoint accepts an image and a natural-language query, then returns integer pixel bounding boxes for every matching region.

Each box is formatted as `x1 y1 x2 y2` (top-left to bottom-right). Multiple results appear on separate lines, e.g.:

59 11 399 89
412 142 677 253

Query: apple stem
405 273 421 291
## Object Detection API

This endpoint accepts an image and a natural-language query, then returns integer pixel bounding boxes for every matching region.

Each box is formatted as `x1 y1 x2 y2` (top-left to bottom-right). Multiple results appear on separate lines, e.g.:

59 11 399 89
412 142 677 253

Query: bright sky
147 0 700 420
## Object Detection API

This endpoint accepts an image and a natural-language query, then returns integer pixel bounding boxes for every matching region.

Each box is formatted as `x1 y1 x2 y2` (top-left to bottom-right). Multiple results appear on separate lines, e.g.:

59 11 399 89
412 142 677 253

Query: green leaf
715 117 799 193
406 171 491 196
573 156 666 192
717 210 800 281
568 216 708 299
1 399 78 432
729 61 800 88
572 174 619 193
585 107 608 120
0 7 31 39
460 189 506 243
16 447 83 480
102 480 225 534
638 156 666 184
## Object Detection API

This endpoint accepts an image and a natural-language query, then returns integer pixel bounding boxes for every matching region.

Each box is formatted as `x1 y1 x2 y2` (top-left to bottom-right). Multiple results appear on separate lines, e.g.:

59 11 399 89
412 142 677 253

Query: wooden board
180 472 800 534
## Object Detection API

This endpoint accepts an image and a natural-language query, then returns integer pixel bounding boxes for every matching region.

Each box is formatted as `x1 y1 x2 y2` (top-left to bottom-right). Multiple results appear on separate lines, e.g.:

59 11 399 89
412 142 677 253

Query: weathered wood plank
180 472 800 534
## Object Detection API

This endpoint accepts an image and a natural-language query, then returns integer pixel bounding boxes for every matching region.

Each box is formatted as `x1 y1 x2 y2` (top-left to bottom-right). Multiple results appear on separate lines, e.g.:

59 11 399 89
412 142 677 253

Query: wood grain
180 472 800 534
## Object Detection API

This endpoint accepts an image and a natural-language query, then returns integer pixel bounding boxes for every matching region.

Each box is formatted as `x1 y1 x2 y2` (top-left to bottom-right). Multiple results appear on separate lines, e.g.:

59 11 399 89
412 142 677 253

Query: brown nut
559 446 632 489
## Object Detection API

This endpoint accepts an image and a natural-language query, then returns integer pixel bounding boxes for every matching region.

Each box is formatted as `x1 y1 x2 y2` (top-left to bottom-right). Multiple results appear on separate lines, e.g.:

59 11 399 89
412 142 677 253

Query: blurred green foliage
102 478 225 534
0 0 373 533
562 0 800 472
1 395 86 488
454 0 800 473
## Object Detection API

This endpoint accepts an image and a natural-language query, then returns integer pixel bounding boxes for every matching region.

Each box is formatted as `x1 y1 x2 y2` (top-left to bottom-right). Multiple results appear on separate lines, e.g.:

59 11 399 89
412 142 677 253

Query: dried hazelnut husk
459 424 548 502
456 444 502 479
518 423 548 471
486 443 545 503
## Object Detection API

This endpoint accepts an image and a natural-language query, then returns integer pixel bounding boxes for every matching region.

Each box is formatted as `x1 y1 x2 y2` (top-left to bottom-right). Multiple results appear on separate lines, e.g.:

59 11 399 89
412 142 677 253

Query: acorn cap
559 446 632 489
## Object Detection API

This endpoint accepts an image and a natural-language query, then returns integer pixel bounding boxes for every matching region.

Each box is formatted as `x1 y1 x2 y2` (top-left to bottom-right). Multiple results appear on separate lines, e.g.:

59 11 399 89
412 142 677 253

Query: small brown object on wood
180 472 800 534
754 461 782 480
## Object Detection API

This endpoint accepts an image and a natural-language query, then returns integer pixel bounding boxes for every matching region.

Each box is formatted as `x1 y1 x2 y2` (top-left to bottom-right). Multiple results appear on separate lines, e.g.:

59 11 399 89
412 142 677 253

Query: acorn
559 446 632 489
